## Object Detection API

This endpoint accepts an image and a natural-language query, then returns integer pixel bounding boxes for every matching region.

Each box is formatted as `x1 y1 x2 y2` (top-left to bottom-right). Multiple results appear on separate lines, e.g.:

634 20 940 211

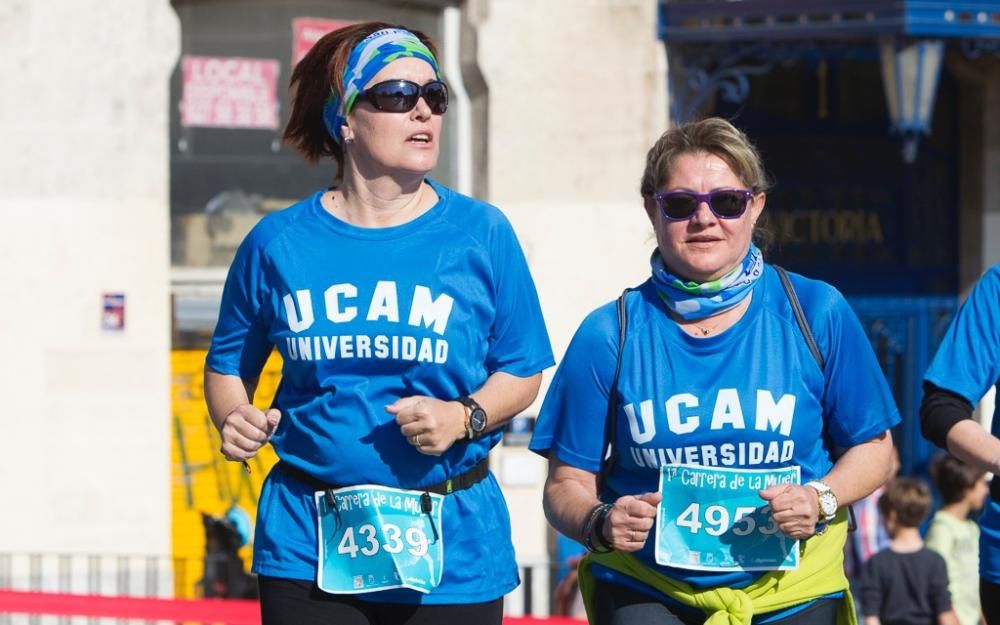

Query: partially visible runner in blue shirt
921 262 1000 625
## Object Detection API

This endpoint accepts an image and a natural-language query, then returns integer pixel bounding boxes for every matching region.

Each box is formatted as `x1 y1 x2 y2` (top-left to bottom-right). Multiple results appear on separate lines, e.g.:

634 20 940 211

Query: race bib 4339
315 485 444 594
655 464 800 571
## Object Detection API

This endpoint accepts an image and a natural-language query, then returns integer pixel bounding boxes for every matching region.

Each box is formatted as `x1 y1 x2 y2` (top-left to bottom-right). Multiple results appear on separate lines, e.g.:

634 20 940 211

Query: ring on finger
411 435 420 446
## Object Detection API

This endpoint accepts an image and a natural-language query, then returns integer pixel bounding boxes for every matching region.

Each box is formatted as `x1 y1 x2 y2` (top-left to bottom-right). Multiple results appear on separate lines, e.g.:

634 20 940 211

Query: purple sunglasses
653 188 754 221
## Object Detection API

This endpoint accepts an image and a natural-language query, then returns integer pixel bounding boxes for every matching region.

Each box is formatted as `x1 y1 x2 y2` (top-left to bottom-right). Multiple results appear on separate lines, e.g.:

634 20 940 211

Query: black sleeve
927 552 953 614
860 556 883 617
920 381 974 450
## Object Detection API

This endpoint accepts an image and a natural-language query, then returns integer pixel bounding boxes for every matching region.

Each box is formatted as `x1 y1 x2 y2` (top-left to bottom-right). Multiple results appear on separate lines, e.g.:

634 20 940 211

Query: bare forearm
204 366 258 432
543 462 601 543
946 419 1000 474
822 431 895 507
470 371 541 433
938 609 961 625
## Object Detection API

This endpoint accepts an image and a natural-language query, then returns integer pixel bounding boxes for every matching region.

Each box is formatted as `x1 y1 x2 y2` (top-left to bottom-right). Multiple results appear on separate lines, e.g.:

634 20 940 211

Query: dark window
169 0 456 269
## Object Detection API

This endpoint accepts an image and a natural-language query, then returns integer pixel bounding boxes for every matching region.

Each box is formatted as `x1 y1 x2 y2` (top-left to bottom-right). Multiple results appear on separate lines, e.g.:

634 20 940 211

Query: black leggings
982 578 1000 625
258 576 504 625
590 579 839 625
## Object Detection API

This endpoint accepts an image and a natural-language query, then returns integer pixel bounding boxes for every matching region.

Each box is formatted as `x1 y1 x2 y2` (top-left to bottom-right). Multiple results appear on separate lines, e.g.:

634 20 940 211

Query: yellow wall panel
171 350 282 598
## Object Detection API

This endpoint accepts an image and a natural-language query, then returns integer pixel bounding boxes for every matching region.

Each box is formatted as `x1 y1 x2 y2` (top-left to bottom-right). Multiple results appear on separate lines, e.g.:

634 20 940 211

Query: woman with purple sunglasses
203 21 553 625
530 117 898 625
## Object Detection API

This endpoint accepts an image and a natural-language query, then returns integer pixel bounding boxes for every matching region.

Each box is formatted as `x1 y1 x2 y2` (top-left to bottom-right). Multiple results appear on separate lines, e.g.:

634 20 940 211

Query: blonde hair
640 117 771 197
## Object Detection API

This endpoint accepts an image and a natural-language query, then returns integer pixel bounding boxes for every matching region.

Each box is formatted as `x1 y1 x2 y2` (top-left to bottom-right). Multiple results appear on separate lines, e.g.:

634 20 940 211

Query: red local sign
180 55 280 130
292 18 354 65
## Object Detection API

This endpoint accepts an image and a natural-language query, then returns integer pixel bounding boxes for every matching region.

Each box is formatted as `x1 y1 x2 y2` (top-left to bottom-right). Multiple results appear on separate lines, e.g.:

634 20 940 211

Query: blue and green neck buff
322 27 440 143
651 244 764 321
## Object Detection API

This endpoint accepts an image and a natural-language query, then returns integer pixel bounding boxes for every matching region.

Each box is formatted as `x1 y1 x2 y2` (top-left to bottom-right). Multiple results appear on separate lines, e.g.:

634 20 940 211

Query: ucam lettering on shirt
623 388 797 469
279 281 454 364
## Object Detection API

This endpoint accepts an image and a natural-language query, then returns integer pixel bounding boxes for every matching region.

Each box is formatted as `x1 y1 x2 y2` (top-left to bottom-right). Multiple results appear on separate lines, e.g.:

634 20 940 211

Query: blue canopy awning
659 0 1000 43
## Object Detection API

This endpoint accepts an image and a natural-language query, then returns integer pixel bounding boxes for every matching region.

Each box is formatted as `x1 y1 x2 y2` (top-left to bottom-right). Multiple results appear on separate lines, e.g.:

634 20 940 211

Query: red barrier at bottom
0 590 586 624
0 590 259 623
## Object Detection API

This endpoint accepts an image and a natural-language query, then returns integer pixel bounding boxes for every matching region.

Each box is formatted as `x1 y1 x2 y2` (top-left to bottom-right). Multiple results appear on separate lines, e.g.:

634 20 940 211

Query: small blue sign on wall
503 415 535 446
102 293 125 331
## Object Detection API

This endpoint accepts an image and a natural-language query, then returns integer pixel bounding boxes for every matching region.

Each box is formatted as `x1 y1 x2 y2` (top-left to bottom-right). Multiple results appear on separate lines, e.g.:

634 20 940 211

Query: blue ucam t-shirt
531 266 899 592
924 264 1000 583
206 179 554 604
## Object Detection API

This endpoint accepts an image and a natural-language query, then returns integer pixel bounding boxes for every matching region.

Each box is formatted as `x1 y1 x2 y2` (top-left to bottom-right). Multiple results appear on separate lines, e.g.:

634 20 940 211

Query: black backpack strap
597 288 631 493
775 265 825 372
774 266 857 530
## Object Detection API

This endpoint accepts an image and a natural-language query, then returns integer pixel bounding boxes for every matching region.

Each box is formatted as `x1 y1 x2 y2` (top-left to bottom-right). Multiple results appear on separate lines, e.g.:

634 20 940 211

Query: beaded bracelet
581 502 615 553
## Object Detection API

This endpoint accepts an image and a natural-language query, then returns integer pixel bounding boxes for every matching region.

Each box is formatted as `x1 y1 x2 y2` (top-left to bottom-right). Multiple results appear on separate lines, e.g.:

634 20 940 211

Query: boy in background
847 448 902 621
861 478 961 625
927 453 989 625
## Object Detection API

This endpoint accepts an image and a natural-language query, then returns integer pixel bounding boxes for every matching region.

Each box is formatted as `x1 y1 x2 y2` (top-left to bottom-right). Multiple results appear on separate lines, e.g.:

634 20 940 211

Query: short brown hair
930 452 986 505
878 477 932 528
640 118 773 250
282 22 440 178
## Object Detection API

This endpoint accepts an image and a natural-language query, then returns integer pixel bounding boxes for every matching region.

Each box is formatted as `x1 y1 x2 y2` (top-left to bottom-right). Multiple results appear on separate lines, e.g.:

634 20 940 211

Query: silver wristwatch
805 480 838 523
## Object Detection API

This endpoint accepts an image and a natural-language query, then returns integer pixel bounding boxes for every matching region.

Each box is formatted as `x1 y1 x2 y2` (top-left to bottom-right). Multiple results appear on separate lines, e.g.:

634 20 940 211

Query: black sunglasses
652 189 754 221
355 79 449 115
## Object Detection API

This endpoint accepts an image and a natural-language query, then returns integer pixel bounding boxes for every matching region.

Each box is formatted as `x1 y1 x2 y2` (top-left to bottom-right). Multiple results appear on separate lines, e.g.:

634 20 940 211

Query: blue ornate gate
846 296 957 477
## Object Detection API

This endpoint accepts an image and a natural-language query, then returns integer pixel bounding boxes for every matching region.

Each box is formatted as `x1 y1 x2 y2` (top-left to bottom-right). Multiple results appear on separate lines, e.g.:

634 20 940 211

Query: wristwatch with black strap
456 395 488 440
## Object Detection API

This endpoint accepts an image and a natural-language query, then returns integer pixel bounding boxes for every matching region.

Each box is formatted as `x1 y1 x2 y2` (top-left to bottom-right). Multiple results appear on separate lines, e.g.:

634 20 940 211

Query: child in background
847 448 902 619
861 478 961 625
926 453 989 625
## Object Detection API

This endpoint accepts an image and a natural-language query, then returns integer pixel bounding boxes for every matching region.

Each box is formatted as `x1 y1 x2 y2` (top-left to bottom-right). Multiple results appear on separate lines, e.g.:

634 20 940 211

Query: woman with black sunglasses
530 117 898 625
203 22 552 625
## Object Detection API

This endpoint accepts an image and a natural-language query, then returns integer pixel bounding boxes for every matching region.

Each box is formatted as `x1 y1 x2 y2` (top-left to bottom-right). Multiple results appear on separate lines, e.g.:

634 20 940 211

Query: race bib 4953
655 464 800 571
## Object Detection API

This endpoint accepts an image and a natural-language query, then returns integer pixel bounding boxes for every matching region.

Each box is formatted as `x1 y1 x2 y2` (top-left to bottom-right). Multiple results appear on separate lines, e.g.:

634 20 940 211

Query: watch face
470 408 487 432
819 492 837 516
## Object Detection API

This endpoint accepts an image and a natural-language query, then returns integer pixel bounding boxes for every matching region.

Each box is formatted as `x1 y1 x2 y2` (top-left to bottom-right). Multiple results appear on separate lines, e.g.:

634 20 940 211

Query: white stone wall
474 0 667 601
478 1 666 355
0 0 178 559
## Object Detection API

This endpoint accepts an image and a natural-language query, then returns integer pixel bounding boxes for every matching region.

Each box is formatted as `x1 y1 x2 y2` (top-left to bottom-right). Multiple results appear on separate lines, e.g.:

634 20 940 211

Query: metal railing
848 295 957 477
0 553 175 599
0 552 568 620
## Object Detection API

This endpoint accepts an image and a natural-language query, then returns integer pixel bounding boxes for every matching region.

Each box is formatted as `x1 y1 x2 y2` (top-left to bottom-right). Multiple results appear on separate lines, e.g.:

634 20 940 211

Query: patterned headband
322 28 440 144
